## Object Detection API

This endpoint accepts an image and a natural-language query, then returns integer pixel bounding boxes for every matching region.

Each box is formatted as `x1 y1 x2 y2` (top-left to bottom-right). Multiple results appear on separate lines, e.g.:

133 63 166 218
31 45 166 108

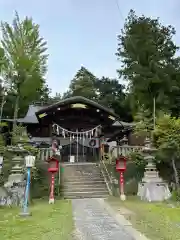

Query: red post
116 157 127 201
49 173 55 204
119 171 124 195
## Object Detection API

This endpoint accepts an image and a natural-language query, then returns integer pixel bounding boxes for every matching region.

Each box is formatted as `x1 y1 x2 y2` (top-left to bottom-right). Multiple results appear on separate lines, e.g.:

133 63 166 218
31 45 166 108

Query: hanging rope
52 123 101 138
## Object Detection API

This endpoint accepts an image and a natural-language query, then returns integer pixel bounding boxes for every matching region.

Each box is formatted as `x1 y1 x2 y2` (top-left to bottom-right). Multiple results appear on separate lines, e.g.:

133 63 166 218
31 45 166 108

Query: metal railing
99 159 113 195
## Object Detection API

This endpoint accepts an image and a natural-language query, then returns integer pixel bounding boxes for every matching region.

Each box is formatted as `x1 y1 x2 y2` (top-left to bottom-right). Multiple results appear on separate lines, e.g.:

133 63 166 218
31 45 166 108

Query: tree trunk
13 94 19 131
172 157 180 190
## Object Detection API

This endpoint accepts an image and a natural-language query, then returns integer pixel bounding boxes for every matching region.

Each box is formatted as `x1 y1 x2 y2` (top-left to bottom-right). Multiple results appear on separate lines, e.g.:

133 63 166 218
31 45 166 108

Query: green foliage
125 178 138 195
31 163 49 198
0 12 49 120
134 107 153 136
96 77 125 106
48 92 62 104
129 151 145 167
134 106 166 137
0 134 5 154
153 114 180 189
95 76 132 121
11 125 29 145
63 66 132 122
0 122 8 127
171 190 180 202
117 9 179 115
64 66 97 100
153 115 180 160
23 145 39 155
0 130 10 185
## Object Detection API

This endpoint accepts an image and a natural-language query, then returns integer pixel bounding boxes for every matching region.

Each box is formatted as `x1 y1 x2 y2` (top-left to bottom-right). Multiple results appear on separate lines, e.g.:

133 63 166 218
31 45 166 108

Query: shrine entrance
59 138 99 163
35 96 123 163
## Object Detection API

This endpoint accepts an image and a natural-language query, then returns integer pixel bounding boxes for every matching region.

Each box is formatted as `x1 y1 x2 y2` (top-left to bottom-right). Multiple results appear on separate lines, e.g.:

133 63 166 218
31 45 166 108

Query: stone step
64 171 103 176
64 177 104 182
64 186 107 191
63 163 109 199
64 165 100 169
64 167 100 172
64 165 100 171
64 180 105 185
65 173 103 177
63 180 106 185
64 182 107 188
64 189 108 194
63 191 109 199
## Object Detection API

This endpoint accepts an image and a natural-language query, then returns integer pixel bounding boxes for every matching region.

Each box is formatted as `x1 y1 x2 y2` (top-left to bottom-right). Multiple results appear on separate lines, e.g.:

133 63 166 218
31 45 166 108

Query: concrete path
72 198 135 240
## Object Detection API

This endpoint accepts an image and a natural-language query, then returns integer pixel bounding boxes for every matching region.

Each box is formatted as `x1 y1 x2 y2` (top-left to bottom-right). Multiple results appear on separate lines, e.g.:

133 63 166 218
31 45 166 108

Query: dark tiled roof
3 105 47 124
36 96 119 119
3 98 133 129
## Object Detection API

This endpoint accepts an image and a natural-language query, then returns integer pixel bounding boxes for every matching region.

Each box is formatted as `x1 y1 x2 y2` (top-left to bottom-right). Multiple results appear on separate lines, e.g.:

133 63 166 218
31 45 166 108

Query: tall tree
63 67 132 122
116 10 179 115
1 12 49 123
95 77 132 121
66 66 97 100
48 92 62 104
95 77 124 107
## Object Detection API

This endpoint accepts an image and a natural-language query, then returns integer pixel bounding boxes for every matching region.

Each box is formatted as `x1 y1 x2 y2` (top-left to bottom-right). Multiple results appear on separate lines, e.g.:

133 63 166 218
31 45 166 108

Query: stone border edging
97 198 150 240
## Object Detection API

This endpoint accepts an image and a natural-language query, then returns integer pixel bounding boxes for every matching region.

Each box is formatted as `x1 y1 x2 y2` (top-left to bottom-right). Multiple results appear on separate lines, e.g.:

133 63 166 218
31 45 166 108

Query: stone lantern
2 146 28 206
137 137 171 202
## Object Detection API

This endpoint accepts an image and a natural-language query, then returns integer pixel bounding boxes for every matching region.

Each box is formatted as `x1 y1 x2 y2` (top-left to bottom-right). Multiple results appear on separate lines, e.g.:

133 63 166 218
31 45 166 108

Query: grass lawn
0 200 74 240
107 196 180 240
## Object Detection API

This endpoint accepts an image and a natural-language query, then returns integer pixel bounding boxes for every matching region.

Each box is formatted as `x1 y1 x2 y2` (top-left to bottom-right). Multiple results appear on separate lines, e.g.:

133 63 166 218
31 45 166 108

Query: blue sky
0 0 180 95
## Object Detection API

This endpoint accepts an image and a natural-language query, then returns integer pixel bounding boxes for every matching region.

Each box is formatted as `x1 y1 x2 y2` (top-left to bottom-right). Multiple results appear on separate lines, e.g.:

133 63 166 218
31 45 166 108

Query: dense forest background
1 10 180 193
1 10 180 125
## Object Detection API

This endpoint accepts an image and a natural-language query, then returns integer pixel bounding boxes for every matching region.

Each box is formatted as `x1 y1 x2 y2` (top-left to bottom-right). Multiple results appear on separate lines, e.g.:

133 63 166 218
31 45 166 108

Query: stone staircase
63 163 109 199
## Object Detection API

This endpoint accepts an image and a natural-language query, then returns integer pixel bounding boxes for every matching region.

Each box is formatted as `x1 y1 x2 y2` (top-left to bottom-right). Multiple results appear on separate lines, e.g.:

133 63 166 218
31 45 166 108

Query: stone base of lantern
137 182 171 202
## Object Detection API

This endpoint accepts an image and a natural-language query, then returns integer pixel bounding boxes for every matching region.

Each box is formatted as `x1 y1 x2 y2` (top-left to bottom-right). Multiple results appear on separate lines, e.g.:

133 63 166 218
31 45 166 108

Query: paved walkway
72 198 135 240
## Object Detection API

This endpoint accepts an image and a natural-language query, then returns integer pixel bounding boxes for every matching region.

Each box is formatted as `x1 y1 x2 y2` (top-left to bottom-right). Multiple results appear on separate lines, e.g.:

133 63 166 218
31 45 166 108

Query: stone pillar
137 137 171 202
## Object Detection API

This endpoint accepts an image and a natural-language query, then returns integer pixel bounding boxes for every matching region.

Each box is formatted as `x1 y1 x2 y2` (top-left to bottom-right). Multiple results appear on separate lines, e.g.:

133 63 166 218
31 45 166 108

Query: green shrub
31 163 49 198
125 178 138 195
31 162 61 199
171 190 180 201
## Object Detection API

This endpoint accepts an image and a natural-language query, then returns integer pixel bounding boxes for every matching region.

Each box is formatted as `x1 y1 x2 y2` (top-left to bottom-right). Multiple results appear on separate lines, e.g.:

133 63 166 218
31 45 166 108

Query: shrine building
3 96 133 162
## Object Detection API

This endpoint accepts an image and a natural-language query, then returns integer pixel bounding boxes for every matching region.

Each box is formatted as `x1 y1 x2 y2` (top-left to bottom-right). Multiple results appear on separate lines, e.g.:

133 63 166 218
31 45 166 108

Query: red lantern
116 156 127 172
116 156 127 201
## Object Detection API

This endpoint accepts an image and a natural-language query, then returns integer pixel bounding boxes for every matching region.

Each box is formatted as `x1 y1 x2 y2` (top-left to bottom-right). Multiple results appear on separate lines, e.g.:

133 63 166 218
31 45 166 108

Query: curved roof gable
36 96 120 121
